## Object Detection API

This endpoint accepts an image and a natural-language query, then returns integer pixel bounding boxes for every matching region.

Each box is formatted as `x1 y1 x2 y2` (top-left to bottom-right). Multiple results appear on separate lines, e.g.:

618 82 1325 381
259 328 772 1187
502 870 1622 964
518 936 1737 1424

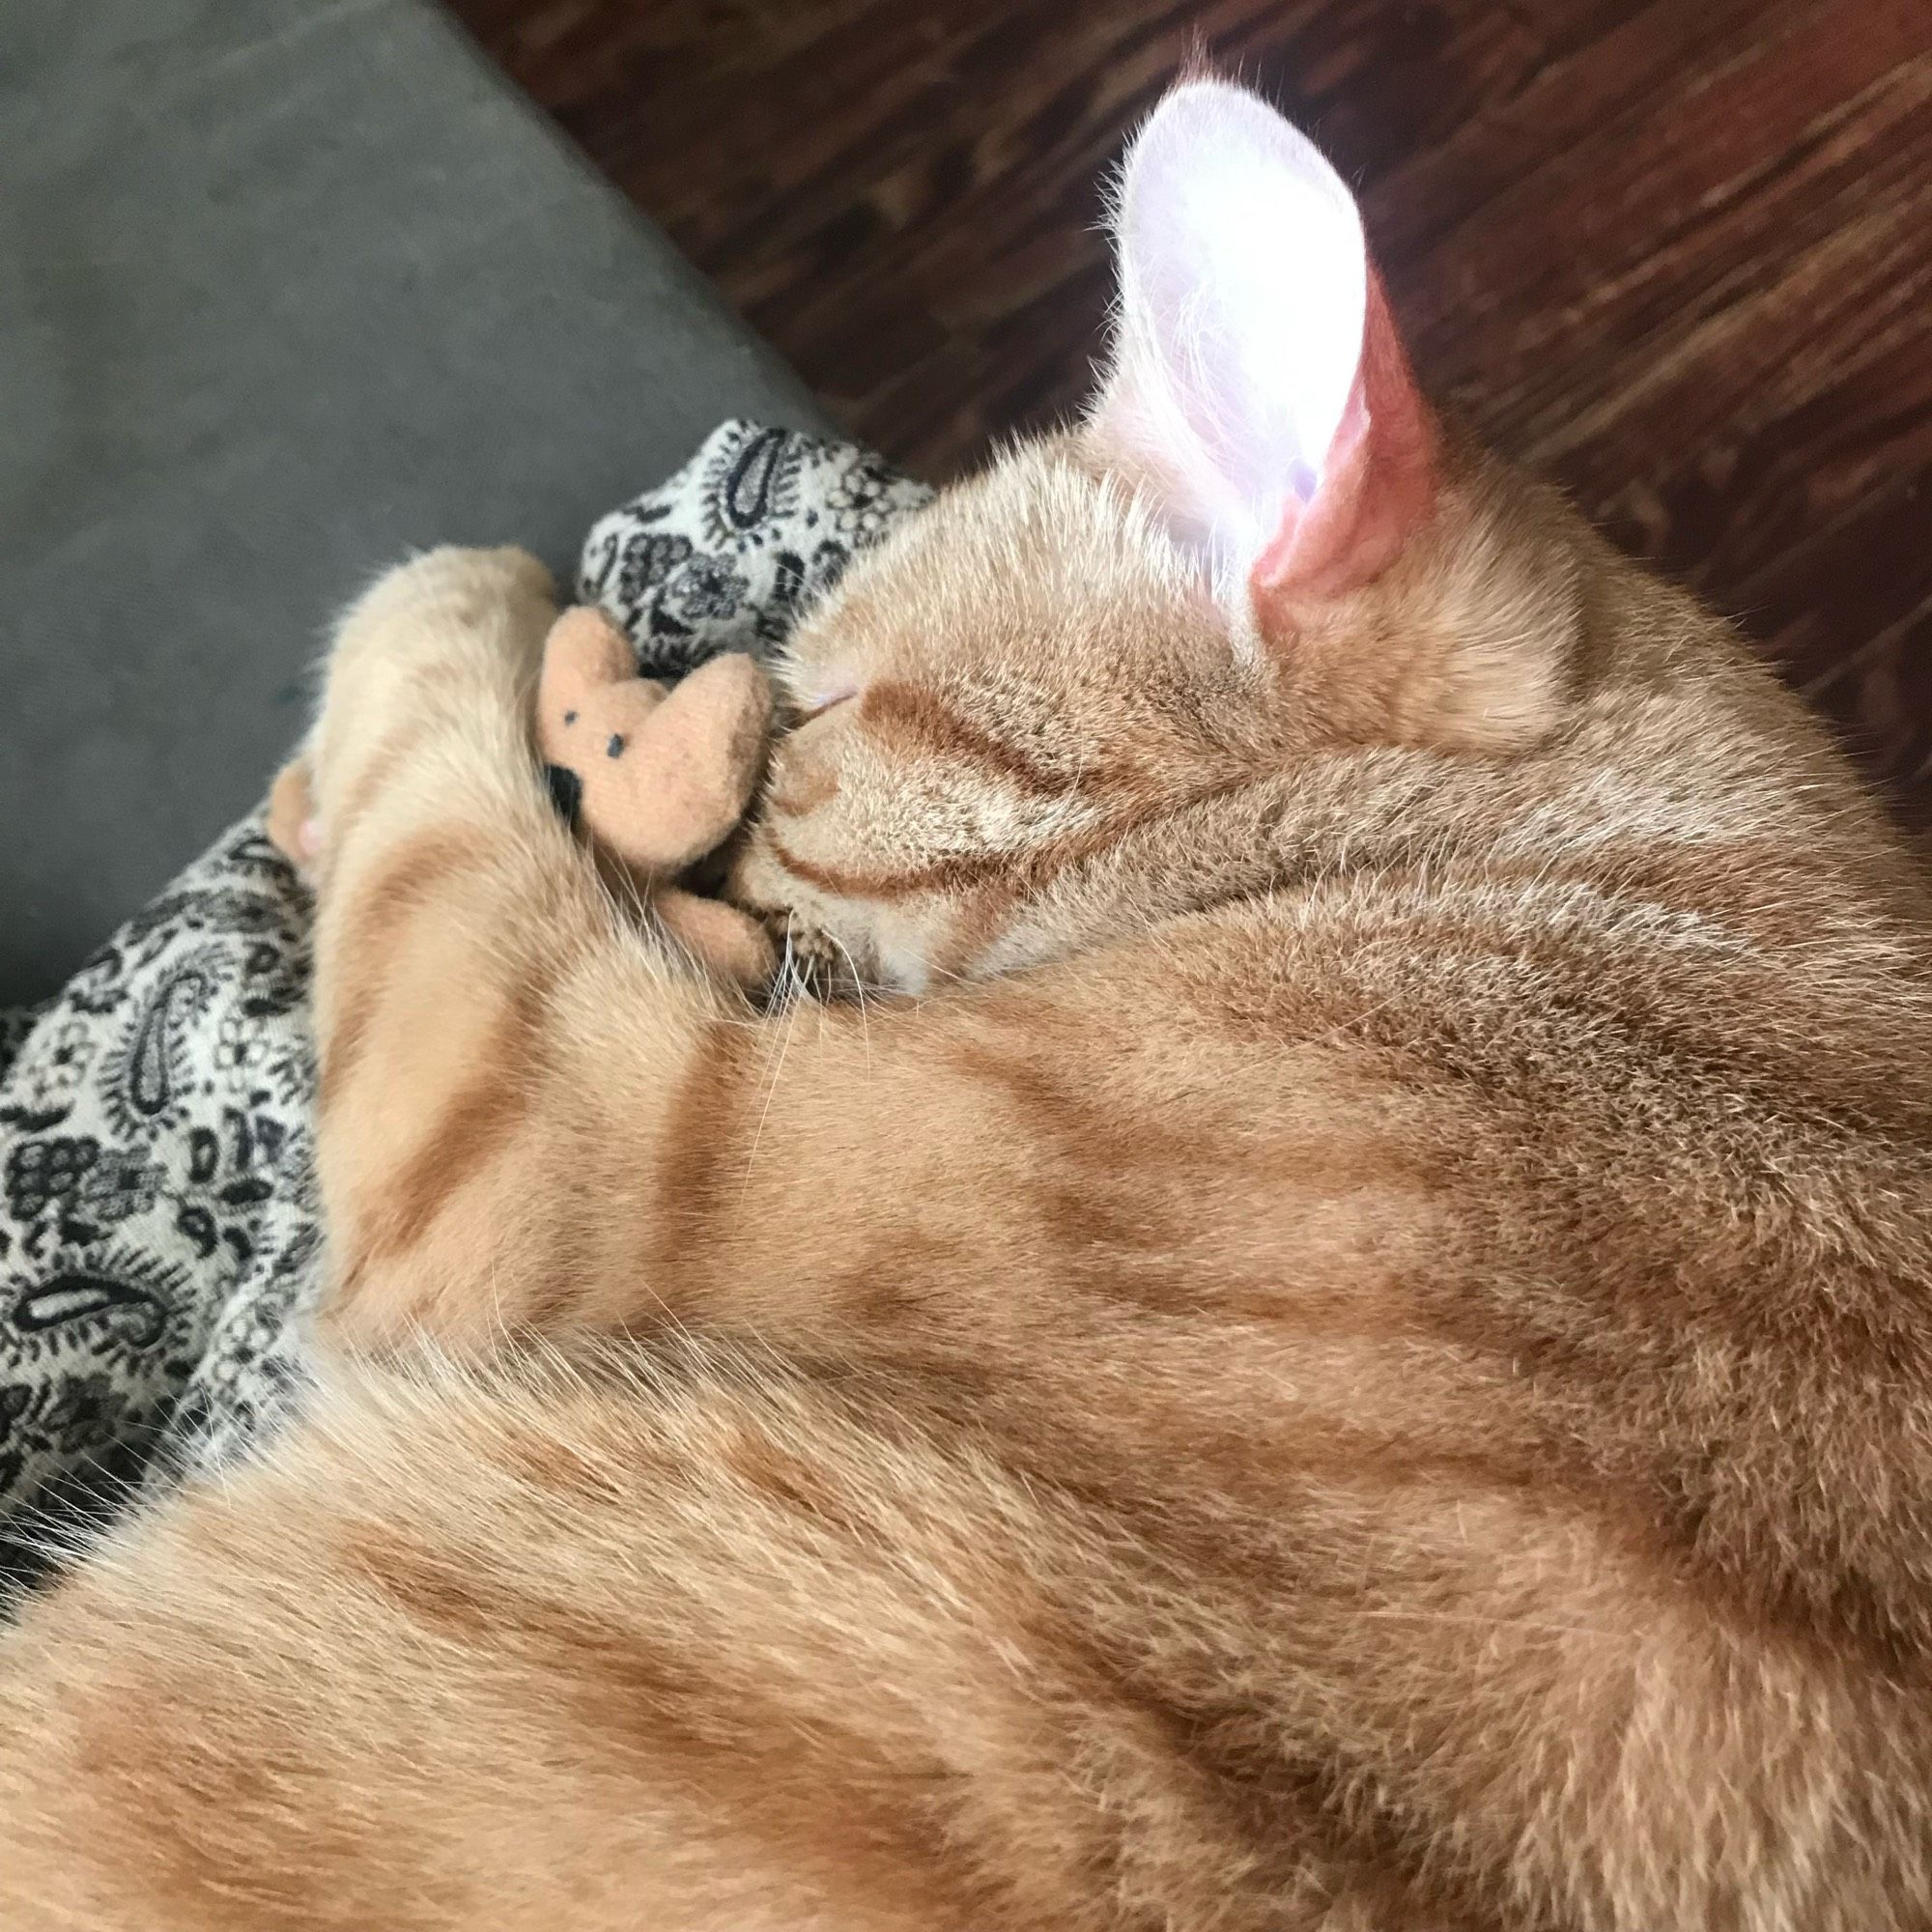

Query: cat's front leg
289 548 736 1350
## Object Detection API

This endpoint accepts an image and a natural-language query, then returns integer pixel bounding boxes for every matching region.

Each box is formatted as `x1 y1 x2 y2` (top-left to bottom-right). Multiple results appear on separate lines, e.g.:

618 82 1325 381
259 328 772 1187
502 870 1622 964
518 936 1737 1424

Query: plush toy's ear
1089 79 1436 612
541 607 648 724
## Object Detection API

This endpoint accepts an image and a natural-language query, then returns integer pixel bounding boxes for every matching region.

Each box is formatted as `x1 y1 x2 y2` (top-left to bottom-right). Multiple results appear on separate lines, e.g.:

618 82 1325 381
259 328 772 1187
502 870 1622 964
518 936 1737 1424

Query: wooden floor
446 0 1931 825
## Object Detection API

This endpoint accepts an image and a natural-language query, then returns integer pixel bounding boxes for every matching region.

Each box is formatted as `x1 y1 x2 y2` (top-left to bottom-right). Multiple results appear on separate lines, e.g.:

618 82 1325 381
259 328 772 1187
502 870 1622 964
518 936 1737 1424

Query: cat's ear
1089 79 1437 611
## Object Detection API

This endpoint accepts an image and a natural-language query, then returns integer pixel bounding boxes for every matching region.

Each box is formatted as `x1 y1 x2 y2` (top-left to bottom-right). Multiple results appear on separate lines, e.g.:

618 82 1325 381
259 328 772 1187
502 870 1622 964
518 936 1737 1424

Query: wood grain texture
442 0 1931 824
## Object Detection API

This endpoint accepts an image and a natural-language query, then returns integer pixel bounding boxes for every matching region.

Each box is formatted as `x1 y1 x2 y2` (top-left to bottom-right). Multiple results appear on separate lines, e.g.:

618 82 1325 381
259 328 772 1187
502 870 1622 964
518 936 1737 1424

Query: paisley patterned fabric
579 419 932 673
0 829 322 1587
0 423 927 1579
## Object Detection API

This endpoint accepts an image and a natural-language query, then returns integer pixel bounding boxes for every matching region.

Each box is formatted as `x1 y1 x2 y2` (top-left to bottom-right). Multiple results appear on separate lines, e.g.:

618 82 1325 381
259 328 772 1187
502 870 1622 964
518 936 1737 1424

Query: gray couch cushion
0 0 833 1009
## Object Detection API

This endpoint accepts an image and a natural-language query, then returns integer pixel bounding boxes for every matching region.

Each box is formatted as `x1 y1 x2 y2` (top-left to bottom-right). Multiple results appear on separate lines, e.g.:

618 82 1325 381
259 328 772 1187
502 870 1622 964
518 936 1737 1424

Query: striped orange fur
5 78 1932 1932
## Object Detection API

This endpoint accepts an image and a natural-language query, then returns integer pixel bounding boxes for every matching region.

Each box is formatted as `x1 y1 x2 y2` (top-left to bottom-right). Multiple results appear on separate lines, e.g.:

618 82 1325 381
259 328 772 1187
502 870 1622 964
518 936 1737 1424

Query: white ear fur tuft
1092 79 1433 606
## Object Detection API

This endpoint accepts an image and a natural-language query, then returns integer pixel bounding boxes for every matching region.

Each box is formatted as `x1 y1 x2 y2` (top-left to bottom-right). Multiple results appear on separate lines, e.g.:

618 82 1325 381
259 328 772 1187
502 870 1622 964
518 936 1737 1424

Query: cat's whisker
737 938 807 1204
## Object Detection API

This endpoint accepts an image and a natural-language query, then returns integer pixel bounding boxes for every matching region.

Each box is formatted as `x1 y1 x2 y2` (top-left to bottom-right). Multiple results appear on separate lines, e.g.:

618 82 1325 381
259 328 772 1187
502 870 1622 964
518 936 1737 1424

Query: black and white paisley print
0 424 926 1575
581 420 933 679
0 823 319 1590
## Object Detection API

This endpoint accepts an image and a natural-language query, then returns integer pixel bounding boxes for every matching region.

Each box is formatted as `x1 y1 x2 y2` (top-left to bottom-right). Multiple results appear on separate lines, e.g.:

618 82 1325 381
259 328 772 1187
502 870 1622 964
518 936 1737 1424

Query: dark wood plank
443 0 1931 825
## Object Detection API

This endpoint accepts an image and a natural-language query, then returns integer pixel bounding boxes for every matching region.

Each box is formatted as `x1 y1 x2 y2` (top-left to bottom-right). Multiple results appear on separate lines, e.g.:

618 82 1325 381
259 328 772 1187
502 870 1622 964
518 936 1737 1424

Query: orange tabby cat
4 77 1931 1931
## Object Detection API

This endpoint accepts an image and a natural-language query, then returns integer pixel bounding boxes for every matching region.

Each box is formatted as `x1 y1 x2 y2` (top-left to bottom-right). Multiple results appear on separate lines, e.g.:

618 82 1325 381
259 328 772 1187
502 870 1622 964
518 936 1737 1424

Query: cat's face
733 445 1265 991
730 79 1581 993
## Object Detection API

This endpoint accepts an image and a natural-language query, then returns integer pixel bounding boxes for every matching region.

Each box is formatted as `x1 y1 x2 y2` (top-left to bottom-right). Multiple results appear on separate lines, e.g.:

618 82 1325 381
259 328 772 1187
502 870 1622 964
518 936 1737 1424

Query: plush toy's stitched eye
563 709 578 724
606 733 625 758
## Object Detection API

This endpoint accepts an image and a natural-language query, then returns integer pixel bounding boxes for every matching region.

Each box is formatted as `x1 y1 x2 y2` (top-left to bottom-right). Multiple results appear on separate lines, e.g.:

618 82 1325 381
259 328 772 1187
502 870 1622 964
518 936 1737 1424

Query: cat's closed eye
794 685 859 724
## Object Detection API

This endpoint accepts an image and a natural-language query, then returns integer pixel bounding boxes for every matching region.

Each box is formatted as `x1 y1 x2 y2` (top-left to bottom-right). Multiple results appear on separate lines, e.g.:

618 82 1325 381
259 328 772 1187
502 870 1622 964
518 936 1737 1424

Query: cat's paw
358 544 554 628
657 889 778 988
327 546 557 697
296 547 557 868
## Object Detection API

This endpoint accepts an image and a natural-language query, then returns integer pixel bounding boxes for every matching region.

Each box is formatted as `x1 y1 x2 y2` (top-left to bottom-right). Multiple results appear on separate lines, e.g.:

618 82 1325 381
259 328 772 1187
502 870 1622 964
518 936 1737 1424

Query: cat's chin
866 933 932 999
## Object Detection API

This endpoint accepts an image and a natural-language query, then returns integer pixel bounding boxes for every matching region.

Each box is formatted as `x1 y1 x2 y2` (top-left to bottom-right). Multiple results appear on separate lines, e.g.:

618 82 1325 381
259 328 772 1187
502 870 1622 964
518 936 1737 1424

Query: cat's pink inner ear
1091 78 1437 605
1251 267 1437 603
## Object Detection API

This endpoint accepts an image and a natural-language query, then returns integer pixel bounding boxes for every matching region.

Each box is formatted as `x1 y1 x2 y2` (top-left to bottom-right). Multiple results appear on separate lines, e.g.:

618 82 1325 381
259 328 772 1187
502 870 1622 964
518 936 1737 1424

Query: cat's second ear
1089 79 1436 614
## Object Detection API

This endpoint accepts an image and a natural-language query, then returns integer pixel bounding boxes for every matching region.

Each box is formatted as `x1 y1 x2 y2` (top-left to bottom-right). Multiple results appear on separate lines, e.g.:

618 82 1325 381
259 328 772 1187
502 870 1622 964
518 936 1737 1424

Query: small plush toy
534 606 777 988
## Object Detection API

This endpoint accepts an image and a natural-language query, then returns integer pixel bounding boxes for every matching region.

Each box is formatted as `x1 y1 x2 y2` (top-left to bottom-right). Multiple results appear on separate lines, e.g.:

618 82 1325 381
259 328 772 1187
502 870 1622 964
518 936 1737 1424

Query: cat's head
731 78 1588 993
